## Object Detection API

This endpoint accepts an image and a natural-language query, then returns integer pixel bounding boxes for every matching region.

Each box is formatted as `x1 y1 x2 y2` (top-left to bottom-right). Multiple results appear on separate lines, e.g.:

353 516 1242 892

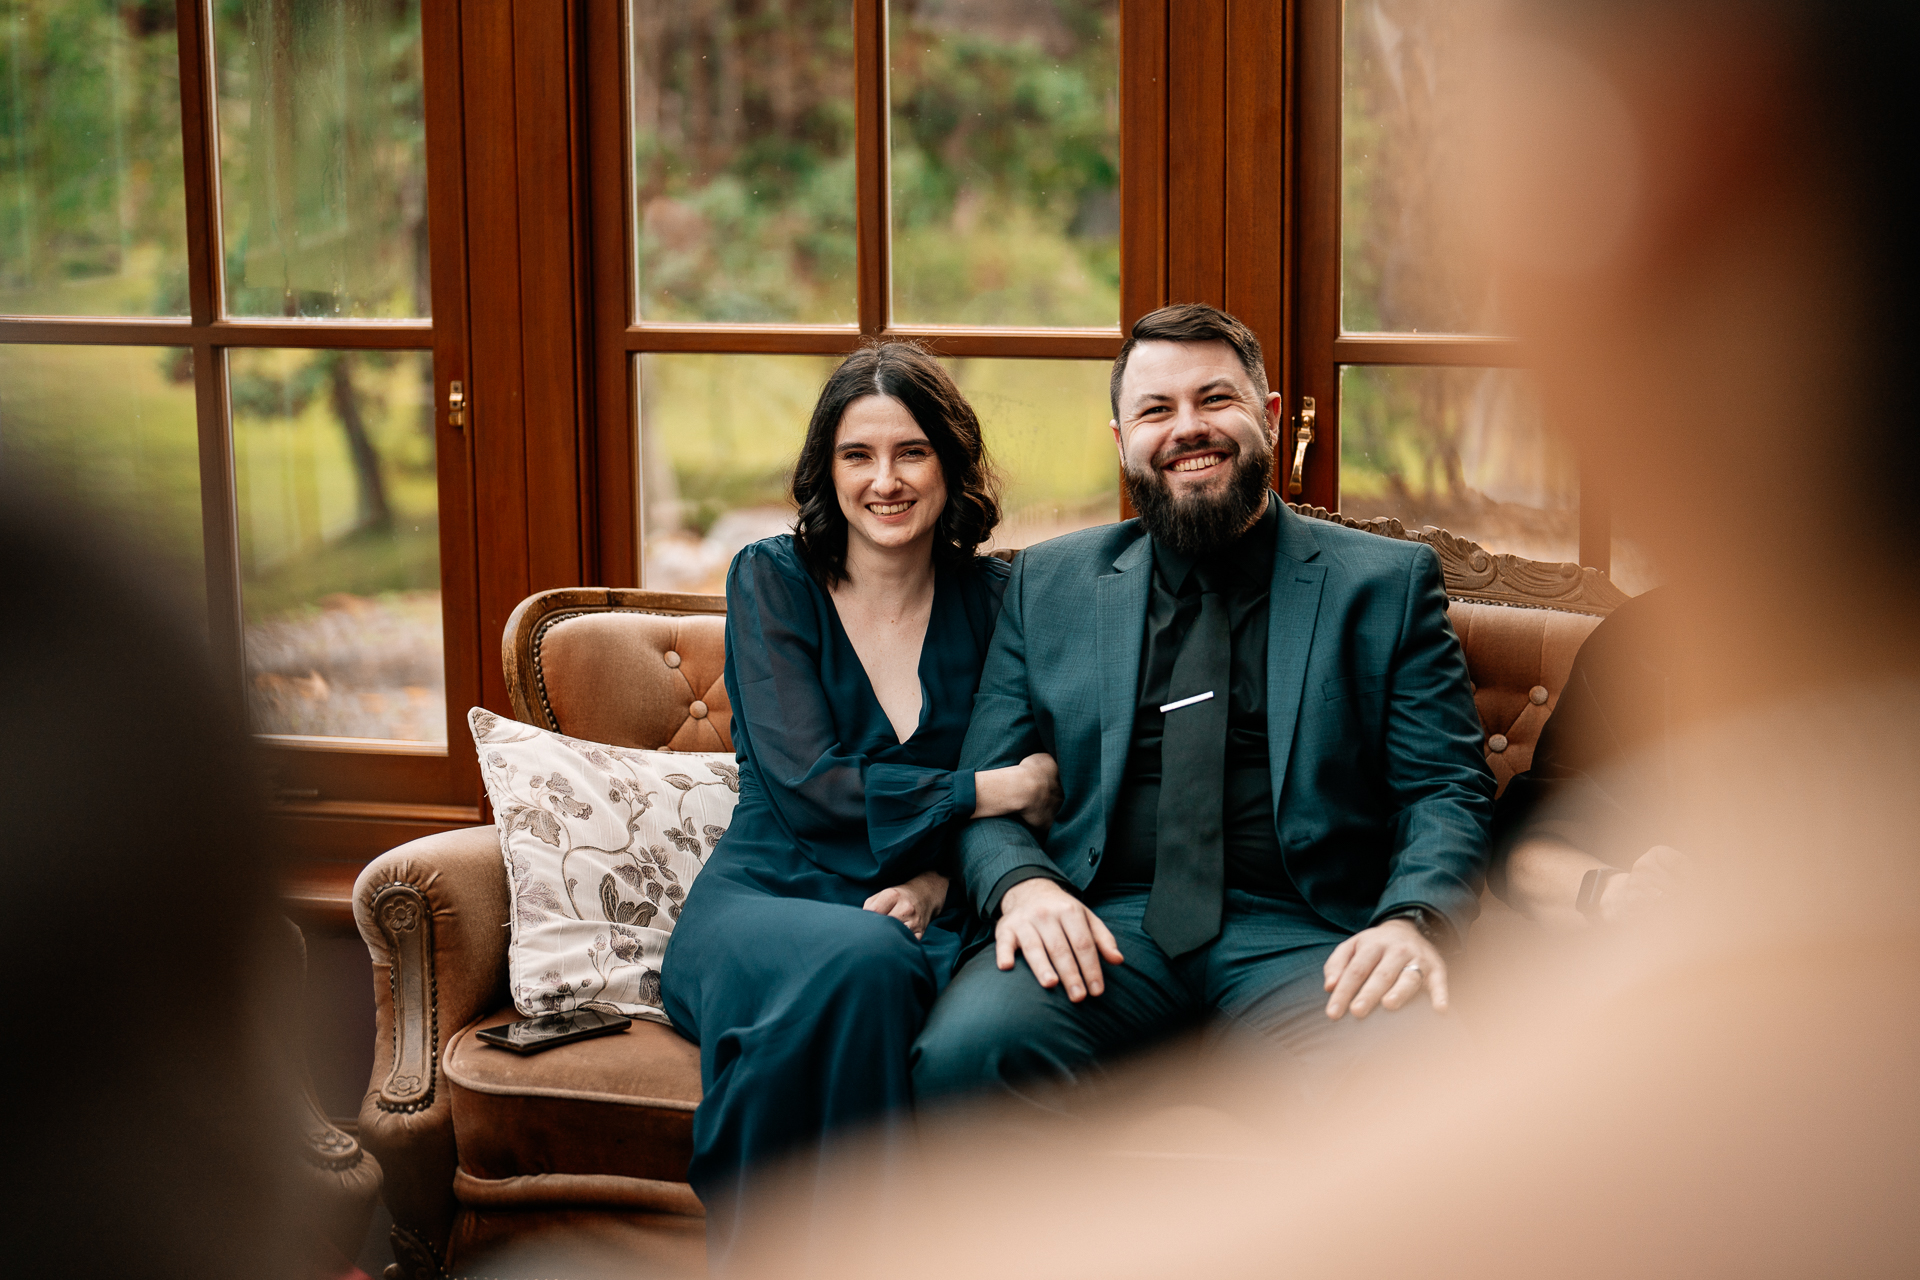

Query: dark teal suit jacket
957 497 1495 938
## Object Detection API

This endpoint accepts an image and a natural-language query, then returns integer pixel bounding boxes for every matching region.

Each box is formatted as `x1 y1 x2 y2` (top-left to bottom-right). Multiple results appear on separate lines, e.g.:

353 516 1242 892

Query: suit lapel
1266 503 1326 807
1095 535 1153 817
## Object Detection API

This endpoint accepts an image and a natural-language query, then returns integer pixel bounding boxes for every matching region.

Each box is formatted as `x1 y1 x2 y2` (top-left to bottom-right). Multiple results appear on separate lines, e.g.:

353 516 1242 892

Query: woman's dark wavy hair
791 342 1001 586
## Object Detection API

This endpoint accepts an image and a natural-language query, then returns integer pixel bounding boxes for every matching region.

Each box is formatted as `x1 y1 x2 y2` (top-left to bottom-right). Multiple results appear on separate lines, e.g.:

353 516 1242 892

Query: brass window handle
448 379 466 429
1288 395 1316 494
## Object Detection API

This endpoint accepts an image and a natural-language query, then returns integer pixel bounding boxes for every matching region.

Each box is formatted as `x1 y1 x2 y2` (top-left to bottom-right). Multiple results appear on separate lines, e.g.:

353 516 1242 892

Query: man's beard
1125 431 1275 556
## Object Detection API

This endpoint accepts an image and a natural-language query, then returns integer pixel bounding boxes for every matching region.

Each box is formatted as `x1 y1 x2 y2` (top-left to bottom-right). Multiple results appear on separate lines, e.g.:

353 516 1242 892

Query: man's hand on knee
1322 918 1448 1020
995 879 1124 1002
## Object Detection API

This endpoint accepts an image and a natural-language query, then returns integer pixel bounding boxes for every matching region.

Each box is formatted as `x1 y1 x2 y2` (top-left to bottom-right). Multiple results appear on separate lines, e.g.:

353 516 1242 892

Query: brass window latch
448 379 466 429
1288 395 1316 494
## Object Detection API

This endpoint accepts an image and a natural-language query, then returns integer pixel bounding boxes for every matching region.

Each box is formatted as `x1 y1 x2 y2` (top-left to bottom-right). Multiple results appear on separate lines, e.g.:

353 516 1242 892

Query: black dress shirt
1094 497 1301 899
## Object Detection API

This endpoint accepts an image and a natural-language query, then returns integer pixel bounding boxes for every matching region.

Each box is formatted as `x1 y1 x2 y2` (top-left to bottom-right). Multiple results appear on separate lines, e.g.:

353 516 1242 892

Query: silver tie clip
1159 690 1215 713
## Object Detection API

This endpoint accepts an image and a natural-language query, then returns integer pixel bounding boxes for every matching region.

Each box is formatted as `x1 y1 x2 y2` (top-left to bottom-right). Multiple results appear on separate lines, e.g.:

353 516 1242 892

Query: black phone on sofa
476 1008 633 1054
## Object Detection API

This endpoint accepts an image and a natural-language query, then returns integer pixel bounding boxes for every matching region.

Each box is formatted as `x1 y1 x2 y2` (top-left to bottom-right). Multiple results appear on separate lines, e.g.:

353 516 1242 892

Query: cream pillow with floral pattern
468 707 737 1024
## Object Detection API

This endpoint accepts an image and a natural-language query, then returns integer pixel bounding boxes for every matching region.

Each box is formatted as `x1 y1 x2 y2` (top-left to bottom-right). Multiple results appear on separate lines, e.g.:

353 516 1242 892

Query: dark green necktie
1144 561 1230 956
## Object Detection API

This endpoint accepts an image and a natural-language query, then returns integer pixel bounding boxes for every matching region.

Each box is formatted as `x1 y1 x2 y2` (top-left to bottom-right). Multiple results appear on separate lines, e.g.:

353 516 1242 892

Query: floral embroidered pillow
468 707 738 1024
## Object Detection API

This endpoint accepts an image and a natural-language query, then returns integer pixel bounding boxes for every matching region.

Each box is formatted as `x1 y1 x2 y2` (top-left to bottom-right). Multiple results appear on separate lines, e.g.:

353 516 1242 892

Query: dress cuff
984 864 1069 919
866 763 972 866
951 768 977 817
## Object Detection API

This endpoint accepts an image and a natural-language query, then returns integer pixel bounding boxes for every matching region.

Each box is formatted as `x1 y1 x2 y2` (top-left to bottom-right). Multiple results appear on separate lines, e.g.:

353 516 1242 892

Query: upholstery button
1530 685 1549 706
688 700 708 719
663 650 682 669
1488 734 1509 753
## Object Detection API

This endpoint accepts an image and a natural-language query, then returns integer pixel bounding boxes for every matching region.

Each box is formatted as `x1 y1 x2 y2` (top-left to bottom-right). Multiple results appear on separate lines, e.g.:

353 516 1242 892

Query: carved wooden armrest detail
368 882 439 1114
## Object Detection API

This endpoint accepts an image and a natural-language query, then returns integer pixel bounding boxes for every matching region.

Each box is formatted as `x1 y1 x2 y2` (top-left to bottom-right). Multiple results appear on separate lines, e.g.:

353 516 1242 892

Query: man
912 304 1494 1106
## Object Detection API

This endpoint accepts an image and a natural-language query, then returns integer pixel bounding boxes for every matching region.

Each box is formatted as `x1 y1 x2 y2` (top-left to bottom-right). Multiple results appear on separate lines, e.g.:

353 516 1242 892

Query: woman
660 342 1060 1266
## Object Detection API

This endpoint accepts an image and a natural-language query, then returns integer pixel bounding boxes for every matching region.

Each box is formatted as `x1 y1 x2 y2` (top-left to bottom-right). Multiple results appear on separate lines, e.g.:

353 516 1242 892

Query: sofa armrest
353 824 509 1276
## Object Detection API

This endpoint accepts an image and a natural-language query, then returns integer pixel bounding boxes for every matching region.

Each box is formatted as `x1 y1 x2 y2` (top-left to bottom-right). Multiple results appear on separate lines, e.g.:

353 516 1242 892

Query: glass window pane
230 348 442 742
638 351 1117 593
889 0 1119 328
628 0 856 324
948 357 1115 549
1339 364 1575 564
212 0 429 319
0 343 203 610
0 3 190 316
1342 0 1490 334
638 351 838 592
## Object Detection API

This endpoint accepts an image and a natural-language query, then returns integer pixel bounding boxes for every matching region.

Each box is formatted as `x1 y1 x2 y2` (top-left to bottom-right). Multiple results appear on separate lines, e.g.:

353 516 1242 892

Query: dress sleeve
866 764 976 865
724 543 973 883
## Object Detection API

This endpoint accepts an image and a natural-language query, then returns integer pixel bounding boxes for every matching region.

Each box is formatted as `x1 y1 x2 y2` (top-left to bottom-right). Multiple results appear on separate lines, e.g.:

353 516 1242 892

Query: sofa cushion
446 1007 702 1187
1447 601 1603 793
537 611 732 752
470 708 739 1021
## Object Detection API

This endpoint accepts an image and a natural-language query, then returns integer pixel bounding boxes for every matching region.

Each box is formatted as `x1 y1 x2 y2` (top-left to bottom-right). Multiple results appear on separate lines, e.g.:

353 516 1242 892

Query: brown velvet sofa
354 505 1629 1278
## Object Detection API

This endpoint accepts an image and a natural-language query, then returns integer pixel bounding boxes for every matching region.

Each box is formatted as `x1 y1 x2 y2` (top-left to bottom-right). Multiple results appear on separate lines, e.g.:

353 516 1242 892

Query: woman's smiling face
831 394 949 559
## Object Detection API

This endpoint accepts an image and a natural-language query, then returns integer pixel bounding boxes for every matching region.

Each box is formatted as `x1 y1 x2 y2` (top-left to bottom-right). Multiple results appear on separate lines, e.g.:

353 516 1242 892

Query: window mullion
853 0 891 337
173 0 221 327
1291 0 1343 512
173 0 242 689
191 342 245 696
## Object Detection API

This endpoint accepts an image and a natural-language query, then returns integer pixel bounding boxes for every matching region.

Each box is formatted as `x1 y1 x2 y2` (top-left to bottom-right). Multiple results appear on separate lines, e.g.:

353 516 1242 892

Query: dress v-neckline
824 568 941 747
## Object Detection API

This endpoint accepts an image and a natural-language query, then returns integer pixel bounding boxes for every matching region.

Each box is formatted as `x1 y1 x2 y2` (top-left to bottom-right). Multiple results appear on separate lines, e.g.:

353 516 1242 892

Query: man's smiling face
1113 339 1282 553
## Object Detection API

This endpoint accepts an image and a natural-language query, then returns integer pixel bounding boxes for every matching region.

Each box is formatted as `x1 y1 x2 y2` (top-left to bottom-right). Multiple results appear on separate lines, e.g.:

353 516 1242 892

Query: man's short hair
1109 303 1270 420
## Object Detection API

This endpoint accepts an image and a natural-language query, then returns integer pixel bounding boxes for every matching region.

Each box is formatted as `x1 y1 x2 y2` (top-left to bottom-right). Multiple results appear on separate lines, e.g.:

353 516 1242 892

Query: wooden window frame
0 0 485 857
581 0 1174 578
1285 0 1608 569
7 0 1608 882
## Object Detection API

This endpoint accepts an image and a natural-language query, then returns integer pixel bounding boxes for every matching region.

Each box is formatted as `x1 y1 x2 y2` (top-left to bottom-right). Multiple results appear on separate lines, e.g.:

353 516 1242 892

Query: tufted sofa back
503 588 733 752
500 517 1631 798
1449 602 1599 794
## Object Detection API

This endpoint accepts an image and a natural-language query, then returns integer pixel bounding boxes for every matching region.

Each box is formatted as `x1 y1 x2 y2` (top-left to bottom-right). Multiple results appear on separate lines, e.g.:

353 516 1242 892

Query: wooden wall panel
1288 0 1341 511
1167 0 1227 306
423 0 482 802
1119 0 1169 329
461 0 532 718
512 1 588 592
586 1 638 588
1225 0 1288 400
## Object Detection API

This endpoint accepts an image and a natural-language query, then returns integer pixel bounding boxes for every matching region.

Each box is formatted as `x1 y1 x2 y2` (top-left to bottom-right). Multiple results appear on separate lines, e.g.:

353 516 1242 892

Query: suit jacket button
1087 848 1101 865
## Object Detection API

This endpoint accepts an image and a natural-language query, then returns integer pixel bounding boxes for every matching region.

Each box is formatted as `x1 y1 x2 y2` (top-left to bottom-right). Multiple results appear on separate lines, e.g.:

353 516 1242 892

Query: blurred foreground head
0 479 294 1277
1479 0 1920 680
733 5 1920 1277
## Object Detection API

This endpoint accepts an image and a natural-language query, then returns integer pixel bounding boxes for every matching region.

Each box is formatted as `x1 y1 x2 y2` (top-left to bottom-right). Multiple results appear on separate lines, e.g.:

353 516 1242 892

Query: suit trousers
911 889 1454 1113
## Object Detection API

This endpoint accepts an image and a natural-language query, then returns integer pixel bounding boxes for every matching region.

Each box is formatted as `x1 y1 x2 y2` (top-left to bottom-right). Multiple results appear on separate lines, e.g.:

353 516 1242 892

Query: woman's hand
863 869 949 938
972 753 1063 829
